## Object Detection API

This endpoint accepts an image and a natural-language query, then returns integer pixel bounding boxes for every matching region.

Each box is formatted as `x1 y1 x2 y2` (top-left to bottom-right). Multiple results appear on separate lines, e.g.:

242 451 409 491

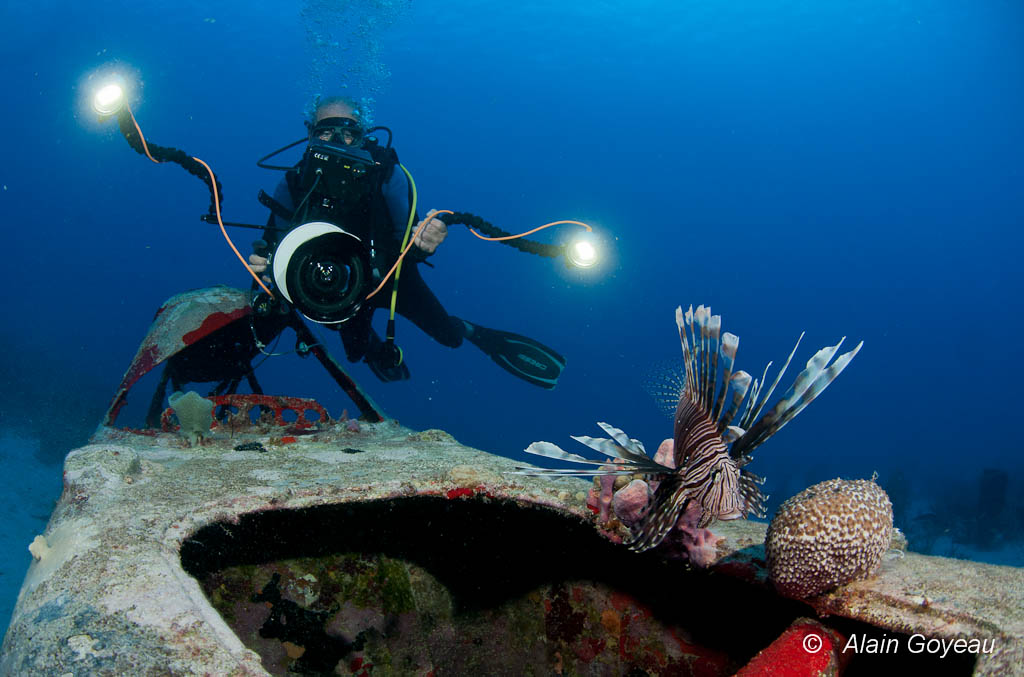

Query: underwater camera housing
298 139 381 215
272 222 368 325
269 139 386 325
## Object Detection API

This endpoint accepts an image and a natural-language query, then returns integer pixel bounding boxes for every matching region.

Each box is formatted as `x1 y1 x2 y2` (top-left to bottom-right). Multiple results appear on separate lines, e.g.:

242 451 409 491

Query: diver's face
328 127 357 145
314 105 359 145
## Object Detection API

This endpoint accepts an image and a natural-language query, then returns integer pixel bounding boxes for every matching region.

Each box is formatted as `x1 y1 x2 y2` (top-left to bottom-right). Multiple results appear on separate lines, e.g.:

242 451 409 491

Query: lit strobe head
566 233 599 268
92 83 125 116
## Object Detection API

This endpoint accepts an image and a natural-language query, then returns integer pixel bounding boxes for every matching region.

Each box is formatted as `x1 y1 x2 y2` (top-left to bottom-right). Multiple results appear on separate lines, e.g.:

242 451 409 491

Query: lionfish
517 304 863 552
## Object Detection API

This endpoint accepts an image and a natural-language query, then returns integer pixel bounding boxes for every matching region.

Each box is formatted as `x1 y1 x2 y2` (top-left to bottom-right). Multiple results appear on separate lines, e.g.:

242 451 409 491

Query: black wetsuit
262 154 465 364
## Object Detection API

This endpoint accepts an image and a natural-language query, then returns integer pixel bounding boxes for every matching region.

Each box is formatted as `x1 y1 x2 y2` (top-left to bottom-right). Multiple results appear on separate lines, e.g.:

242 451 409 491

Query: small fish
516 304 862 552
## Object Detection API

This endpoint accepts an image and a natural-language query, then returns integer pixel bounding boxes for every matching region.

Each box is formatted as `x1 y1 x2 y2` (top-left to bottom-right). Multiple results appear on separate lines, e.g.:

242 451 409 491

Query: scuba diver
249 96 566 388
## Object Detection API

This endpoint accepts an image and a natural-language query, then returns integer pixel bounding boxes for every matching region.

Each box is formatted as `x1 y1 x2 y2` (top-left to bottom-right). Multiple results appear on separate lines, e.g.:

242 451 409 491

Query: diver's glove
411 209 448 256
247 253 273 285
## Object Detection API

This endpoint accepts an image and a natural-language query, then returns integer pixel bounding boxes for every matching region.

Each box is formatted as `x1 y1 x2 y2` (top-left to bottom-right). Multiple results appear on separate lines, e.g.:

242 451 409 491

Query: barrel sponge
765 478 893 599
168 390 214 445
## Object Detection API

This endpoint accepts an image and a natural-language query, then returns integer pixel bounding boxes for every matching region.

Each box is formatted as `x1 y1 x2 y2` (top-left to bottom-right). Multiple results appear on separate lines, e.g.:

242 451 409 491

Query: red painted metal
181 309 250 346
160 394 332 432
103 286 385 427
735 619 849 677
104 287 253 426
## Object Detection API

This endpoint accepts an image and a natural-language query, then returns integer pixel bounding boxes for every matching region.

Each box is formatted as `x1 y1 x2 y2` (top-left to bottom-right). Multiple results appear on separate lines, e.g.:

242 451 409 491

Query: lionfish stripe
713 332 739 424
673 394 730 496
743 332 805 428
732 340 862 459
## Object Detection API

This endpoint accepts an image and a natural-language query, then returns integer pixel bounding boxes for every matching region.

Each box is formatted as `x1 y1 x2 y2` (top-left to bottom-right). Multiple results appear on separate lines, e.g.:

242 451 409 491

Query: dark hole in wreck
181 496 976 676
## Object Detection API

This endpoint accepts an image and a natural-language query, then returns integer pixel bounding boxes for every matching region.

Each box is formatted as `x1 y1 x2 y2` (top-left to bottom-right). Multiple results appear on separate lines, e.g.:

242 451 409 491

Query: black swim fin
462 321 565 389
365 333 411 383
367 356 410 383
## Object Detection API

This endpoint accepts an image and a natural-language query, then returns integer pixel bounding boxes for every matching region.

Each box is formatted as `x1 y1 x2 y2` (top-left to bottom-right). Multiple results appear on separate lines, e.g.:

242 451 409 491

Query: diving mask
309 116 365 147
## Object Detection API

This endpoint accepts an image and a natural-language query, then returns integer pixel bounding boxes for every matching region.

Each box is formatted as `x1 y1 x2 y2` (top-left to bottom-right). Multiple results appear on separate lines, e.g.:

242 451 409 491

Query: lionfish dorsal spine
693 305 706 409
706 313 721 410
675 306 696 397
678 304 729 416
680 307 698 406
722 425 745 443
741 332 805 429
731 338 863 460
739 366 768 430
695 305 708 408
718 370 752 432
712 331 739 425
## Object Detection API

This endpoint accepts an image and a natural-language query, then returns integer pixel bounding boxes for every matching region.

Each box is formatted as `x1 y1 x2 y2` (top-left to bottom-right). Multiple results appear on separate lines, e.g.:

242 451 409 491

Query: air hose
117 109 223 215
436 211 564 259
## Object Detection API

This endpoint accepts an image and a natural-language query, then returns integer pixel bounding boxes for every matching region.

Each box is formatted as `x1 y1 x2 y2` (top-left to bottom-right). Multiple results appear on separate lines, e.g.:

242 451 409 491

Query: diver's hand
248 254 272 284
413 209 448 255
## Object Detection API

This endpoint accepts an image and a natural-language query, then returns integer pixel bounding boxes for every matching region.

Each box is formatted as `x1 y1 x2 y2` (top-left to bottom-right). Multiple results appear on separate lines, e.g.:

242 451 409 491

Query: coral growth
168 390 214 445
765 478 893 599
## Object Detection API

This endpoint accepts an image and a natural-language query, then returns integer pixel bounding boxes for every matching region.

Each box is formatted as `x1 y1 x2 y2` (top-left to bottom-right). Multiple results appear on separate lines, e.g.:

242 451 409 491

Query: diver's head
308 96 365 146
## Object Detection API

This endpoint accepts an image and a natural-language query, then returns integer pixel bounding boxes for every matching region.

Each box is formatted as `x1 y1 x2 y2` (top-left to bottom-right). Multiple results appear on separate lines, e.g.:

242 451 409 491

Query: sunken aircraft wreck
2 290 1021 676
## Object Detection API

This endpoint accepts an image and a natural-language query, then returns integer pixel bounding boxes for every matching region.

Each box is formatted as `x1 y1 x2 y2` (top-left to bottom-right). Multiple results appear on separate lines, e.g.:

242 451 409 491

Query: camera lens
308 260 351 295
281 229 367 324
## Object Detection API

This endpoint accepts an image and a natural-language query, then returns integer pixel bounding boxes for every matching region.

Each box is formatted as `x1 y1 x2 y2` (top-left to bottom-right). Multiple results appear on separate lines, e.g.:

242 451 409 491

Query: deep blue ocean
2 0 1022 629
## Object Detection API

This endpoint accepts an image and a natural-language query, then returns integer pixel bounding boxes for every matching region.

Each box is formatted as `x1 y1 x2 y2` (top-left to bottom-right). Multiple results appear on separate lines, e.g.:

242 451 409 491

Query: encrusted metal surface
2 418 1021 675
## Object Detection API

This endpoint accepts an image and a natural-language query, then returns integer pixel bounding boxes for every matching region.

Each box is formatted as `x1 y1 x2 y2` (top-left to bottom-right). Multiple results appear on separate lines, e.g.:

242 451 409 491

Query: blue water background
2 0 1022 627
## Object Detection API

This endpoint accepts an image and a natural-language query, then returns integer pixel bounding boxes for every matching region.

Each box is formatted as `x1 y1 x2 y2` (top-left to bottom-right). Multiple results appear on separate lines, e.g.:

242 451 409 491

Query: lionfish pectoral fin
739 469 767 518
571 422 649 465
524 441 590 464
625 476 690 552
511 441 632 476
595 421 648 457
513 424 672 477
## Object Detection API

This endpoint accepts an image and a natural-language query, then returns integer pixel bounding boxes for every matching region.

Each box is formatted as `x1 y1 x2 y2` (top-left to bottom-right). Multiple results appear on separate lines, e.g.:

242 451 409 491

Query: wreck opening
181 496 975 676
